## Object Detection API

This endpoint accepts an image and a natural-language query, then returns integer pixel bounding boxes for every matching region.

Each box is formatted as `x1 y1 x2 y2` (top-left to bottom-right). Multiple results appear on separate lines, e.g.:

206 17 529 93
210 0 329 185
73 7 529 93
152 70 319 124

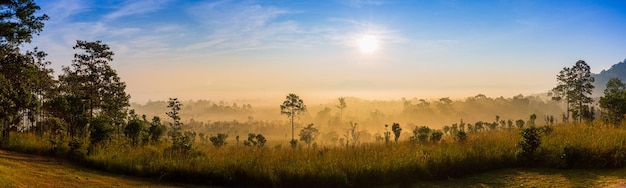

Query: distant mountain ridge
592 58 626 97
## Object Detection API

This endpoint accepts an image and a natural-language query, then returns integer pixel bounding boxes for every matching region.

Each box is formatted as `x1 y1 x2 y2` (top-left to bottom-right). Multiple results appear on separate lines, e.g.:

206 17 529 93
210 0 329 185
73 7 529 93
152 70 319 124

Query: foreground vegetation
3 121 626 187
4 148 626 188
0 150 180 188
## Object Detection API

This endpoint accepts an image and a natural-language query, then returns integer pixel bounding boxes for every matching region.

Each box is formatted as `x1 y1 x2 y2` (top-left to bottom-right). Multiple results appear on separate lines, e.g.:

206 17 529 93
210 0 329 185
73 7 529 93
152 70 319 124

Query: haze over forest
28 0 626 104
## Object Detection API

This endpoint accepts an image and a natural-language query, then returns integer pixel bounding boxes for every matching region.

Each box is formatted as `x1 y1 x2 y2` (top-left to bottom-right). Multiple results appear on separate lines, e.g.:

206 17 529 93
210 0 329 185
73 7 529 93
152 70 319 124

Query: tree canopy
599 78 626 125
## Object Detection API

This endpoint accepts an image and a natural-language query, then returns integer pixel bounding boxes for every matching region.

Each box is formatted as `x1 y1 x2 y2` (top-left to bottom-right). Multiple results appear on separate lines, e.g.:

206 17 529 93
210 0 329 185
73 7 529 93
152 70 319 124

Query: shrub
243 133 266 147
90 116 114 146
559 145 582 168
455 130 467 143
299 124 319 147
518 126 541 165
209 133 228 148
148 116 165 143
68 138 84 158
125 119 145 146
167 130 194 153
430 130 444 143
410 126 431 143
391 123 402 142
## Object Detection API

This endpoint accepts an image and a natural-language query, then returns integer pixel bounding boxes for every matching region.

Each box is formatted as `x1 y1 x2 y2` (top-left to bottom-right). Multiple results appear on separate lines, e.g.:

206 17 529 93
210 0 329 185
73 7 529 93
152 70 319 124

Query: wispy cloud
38 0 87 24
103 0 172 21
184 0 300 51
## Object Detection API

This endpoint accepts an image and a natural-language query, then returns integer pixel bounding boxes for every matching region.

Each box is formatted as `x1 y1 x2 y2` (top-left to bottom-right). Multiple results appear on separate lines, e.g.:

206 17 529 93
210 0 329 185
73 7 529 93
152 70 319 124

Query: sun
357 35 379 54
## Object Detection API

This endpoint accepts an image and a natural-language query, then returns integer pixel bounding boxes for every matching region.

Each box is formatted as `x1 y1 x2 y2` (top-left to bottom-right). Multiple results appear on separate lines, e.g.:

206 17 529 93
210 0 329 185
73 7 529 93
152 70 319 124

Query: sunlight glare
357 35 379 54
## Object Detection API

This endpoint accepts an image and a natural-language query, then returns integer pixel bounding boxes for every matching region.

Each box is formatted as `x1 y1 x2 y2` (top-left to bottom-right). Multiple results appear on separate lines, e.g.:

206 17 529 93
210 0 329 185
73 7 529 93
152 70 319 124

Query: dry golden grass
0 150 181 188
4 122 626 187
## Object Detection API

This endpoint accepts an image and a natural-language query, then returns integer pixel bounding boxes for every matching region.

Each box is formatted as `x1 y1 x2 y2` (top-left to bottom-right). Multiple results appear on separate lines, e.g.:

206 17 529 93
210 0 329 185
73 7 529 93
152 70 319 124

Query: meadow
4 121 626 187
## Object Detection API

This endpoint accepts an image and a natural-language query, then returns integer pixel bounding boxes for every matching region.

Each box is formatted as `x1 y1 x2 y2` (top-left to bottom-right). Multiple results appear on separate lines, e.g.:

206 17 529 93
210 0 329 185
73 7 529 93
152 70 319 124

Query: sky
28 0 626 103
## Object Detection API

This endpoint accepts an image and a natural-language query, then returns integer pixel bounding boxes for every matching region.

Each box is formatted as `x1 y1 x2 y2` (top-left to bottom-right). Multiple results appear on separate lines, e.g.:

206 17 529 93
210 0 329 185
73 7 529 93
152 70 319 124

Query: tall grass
3 121 626 187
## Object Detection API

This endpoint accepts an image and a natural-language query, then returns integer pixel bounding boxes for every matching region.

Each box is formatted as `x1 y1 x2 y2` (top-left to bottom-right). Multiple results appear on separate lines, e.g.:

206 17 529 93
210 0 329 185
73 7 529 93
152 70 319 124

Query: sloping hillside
593 58 626 96
0 150 180 188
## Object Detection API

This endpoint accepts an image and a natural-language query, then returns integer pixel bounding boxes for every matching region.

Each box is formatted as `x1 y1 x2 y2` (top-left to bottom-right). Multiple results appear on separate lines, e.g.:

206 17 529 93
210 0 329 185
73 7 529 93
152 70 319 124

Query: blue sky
30 0 626 103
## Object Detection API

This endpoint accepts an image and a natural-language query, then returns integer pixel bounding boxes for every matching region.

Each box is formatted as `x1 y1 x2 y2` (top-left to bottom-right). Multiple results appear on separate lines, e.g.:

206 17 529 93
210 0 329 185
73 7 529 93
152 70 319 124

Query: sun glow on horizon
357 35 379 54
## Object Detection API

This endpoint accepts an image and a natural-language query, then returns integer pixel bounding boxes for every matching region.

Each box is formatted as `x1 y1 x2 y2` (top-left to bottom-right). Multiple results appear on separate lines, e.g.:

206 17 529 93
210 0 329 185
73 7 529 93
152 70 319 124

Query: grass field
0 150 182 188
3 122 626 187
2 148 626 187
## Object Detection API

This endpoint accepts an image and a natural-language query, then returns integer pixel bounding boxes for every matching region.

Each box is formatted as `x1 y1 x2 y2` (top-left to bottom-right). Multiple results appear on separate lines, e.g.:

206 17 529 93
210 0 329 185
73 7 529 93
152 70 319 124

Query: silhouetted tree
551 66 573 122
280 93 306 142
391 123 402 142
345 121 360 146
299 124 319 147
569 60 595 122
166 98 182 131
336 97 347 122
166 98 192 152
552 60 595 123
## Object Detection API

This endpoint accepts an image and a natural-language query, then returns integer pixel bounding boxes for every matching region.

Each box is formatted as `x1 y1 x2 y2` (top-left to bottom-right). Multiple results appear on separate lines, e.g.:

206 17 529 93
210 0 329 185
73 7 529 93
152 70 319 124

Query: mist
132 93 565 145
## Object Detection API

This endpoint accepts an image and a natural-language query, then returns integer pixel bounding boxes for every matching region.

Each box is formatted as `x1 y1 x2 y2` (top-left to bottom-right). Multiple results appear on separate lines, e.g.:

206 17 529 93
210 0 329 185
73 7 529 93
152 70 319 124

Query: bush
243 133 266 147
430 130 444 143
125 119 145 146
148 116 166 143
68 138 83 157
167 130 194 153
299 124 319 147
518 126 541 165
209 133 228 148
455 130 467 143
90 116 114 146
560 145 582 168
392 123 402 142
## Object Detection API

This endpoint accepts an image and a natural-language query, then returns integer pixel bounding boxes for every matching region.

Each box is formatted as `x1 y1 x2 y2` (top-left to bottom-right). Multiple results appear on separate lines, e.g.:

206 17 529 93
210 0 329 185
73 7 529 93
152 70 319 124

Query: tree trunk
566 99 570 123
291 109 294 141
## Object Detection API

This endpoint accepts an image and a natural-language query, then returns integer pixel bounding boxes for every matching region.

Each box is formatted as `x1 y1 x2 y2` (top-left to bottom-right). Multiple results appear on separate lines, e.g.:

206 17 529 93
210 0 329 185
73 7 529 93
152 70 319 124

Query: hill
593 58 626 96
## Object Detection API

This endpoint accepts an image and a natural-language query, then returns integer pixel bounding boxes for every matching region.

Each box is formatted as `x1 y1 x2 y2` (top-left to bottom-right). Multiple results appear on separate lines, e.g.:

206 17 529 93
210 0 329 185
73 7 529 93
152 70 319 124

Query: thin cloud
38 0 87 24
183 1 304 51
103 0 171 21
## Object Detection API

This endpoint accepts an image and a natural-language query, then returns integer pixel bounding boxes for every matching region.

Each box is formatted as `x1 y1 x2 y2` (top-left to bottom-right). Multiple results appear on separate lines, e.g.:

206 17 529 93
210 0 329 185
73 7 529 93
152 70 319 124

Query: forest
2 0 626 187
